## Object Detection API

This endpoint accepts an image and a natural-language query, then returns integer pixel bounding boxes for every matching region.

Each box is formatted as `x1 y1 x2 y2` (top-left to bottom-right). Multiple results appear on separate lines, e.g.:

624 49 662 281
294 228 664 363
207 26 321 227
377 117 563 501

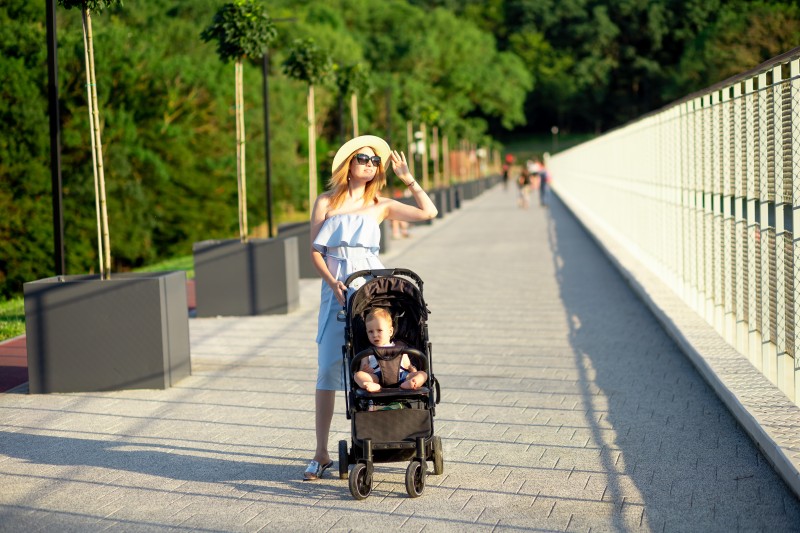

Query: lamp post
262 51 274 237
46 0 65 275
551 125 559 154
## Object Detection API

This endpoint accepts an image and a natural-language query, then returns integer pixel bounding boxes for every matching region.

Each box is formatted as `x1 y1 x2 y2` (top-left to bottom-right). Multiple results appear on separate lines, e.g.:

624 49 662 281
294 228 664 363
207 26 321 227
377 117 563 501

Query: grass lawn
132 254 194 279
0 297 25 342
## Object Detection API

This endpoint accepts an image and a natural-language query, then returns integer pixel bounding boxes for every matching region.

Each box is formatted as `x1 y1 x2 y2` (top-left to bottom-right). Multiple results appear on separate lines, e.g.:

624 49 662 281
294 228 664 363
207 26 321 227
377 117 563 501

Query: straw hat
331 135 391 174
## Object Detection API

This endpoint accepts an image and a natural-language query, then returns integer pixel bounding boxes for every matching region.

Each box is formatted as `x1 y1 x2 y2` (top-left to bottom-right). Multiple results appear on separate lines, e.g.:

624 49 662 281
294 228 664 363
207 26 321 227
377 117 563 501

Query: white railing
550 48 800 404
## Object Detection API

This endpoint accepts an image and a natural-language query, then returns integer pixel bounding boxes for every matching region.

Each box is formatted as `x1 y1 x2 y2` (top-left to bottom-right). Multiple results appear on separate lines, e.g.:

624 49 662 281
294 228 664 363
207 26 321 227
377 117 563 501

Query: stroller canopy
349 275 429 355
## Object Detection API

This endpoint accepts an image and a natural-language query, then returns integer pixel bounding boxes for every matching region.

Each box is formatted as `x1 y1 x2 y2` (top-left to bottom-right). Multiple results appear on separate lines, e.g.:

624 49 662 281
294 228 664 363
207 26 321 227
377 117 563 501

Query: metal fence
550 48 800 405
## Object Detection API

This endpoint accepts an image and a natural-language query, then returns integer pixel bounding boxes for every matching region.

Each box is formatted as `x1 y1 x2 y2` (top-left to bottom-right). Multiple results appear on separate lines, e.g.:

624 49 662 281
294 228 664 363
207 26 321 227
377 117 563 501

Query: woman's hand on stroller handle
328 279 347 305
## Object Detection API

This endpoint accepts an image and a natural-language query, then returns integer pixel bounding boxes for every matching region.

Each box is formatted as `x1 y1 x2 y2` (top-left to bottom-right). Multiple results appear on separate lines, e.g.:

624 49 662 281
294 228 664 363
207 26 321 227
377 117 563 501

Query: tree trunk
235 59 248 242
350 92 358 137
83 8 111 279
307 84 317 210
442 135 449 184
81 10 102 277
406 120 413 159
431 126 439 188
420 123 428 190
338 93 345 146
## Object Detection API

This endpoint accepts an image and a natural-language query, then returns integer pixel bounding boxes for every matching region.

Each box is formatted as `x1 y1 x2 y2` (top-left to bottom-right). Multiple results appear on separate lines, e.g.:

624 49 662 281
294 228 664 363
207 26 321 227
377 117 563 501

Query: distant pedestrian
517 168 531 209
535 158 549 206
502 153 515 191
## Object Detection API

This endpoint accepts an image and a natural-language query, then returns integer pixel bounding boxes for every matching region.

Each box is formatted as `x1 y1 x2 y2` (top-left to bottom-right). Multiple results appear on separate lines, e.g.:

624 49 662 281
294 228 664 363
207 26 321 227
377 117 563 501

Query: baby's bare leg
354 370 381 392
400 371 428 390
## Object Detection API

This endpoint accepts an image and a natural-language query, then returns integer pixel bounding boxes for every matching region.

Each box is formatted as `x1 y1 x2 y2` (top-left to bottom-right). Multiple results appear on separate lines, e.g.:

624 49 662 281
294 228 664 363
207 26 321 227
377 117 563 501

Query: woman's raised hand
389 150 412 183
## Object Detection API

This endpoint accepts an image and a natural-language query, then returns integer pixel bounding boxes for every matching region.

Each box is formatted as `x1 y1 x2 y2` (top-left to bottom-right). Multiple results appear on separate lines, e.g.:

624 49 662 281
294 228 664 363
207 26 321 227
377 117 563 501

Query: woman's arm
310 194 347 305
385 150 438 222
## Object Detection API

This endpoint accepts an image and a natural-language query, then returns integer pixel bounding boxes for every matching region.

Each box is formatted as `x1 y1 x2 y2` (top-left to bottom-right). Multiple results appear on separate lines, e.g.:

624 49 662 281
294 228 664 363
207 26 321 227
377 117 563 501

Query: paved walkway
0 336 26 393
2 185 800 532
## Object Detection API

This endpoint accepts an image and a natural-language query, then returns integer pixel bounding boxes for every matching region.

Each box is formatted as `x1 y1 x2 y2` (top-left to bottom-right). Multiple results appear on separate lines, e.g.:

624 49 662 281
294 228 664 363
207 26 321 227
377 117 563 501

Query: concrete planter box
277 222 318 279
23 271 191 394
434 188 449 219
448 186 458 210
193 237 299 317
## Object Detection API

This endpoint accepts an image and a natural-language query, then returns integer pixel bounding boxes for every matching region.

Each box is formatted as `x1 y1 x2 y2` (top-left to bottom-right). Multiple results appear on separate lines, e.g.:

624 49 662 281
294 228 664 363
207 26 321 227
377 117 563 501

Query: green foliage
671 1 800 97
3 0 799 300
0 2 53 298
334 62 372 98
200 0 277 63
57 0 122 12
282 37 333 85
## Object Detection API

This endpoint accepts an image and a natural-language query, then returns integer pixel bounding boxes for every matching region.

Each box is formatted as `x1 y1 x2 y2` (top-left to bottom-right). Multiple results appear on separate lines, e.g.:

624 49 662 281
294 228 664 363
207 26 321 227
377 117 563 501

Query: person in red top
502 153 515 190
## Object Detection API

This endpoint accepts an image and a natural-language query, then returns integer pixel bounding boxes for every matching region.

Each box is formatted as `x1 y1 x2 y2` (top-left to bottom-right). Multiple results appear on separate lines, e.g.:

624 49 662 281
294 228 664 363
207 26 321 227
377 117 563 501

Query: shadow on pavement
545 195 800 531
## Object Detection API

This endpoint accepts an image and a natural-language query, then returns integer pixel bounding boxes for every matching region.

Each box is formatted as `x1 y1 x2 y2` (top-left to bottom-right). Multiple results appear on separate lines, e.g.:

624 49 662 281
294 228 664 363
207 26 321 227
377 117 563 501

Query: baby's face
365 317 392 346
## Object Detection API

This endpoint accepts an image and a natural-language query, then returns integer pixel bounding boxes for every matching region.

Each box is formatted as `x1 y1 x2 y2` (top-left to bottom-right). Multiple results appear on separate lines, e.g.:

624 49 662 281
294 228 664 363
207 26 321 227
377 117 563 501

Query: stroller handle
344 268 424 291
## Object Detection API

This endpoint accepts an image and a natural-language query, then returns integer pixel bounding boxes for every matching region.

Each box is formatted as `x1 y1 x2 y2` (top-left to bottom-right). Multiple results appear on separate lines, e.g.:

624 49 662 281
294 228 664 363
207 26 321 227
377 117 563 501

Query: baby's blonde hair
365 307 392 327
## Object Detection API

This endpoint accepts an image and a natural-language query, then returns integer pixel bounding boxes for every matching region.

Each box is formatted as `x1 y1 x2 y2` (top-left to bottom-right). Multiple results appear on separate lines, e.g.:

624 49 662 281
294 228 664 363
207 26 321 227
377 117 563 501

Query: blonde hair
327 146 387 210
365 307 393 327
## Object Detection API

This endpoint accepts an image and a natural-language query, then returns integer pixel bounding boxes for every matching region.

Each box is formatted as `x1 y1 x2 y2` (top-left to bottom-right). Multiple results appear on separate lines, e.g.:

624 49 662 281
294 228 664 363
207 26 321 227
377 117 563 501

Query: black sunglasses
354 153 381 166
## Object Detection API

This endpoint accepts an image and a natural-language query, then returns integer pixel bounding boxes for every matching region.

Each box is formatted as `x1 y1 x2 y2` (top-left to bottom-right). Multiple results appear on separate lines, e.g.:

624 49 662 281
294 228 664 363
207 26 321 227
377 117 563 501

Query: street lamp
46 0 65 275
551 125 559 154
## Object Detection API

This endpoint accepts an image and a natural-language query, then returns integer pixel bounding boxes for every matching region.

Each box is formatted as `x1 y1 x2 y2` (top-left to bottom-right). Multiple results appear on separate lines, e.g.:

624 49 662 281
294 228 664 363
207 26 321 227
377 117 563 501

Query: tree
333 62 372 141
57 0 122 278
201 0 276 242
0 1 52 297
672 1 800 97
282 37 332 209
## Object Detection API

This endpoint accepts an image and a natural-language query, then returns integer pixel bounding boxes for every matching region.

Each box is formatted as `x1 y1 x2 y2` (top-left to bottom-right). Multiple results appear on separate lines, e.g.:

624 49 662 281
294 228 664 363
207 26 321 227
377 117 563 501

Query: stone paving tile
3 186 800 532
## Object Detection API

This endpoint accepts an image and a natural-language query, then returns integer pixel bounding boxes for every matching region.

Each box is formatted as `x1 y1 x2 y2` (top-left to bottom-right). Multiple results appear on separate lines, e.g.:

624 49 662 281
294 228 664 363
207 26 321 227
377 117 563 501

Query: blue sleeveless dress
313 214 384 390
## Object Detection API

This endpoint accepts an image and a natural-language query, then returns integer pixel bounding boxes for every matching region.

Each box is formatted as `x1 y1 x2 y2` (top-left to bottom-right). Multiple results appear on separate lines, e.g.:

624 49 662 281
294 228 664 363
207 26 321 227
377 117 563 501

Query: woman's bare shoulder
313 192 334 211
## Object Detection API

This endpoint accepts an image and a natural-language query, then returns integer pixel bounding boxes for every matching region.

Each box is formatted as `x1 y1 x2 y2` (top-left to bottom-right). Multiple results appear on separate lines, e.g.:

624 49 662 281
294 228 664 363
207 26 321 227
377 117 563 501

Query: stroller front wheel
405 460 425 498
349 462 372 500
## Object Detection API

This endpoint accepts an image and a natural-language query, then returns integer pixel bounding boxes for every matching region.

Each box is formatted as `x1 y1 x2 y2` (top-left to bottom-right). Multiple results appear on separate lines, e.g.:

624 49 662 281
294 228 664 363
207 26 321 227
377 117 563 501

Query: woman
304 134 437 480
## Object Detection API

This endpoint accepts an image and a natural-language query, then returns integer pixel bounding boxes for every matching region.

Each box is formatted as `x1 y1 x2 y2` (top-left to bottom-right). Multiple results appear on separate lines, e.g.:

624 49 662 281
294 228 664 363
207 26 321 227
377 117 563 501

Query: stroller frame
337 268 442 499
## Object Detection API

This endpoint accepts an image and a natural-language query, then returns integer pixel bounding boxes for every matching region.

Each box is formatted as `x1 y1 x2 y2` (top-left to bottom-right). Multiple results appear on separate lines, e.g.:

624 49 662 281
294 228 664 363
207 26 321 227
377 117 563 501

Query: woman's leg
314 389 335 464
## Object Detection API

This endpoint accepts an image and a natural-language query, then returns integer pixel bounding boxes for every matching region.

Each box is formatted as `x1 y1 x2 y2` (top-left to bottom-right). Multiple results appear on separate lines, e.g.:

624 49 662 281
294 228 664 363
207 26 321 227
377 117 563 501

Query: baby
354 308 427 392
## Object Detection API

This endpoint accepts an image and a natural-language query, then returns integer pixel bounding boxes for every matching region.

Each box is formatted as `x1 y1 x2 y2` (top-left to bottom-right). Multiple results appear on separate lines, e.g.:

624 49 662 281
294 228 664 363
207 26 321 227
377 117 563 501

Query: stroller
337 268 442 499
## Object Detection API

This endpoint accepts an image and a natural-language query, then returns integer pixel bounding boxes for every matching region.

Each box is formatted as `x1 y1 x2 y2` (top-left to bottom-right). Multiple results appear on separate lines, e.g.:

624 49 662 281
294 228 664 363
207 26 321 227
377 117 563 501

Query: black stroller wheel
432 436 444 475
349 463 372 500
338 440 349 480
405 460 425 498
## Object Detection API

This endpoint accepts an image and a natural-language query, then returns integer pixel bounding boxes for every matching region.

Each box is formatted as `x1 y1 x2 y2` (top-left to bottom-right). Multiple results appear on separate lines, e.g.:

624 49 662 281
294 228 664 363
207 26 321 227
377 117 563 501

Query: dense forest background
2 0 798 298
